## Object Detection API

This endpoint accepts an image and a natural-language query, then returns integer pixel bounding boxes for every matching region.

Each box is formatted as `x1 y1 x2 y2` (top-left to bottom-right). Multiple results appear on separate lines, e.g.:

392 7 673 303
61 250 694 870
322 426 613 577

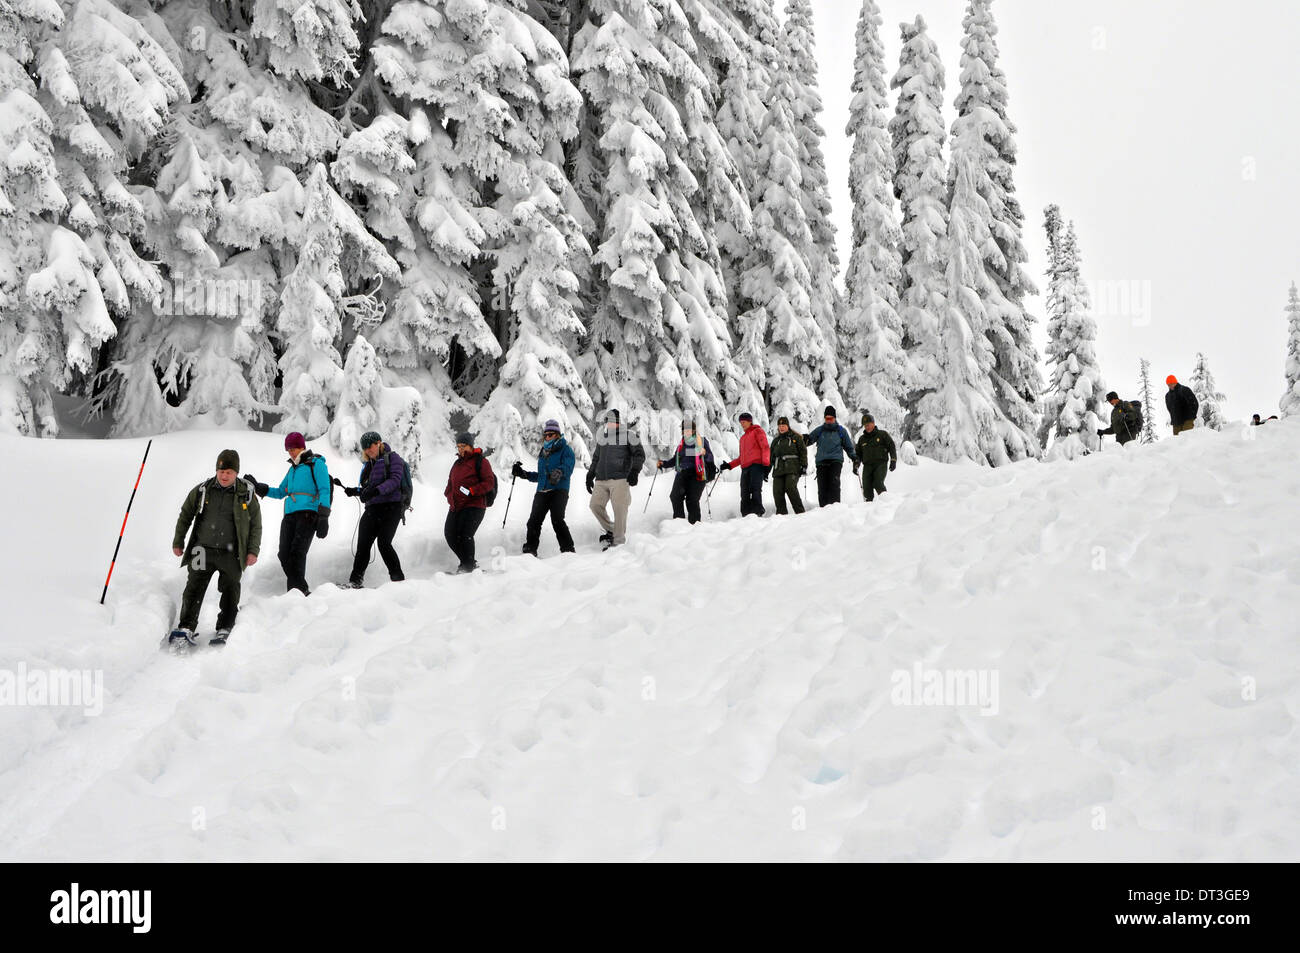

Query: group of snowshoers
1097 374 1204 445
170 371 1213 645
167 407 897 646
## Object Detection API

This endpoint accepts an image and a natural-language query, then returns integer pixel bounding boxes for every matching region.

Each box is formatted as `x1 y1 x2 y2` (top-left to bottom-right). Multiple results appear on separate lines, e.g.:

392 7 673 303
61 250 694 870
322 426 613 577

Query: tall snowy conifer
1137 357 1159 443
841 0 910 431
570 0 742 434
782 0 843 402
1039 214 1106 458
949 0 1041 457
1281 282 1300 416
1188 352 1226 430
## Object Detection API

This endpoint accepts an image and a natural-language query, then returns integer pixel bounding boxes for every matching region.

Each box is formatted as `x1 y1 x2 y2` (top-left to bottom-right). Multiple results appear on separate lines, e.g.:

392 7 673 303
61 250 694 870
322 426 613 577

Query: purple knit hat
542 419 562 434
284 431 306 451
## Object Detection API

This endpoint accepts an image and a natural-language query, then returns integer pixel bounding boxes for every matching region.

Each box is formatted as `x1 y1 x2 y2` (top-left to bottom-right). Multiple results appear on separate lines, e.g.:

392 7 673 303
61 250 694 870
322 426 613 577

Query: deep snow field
0 420 1297 861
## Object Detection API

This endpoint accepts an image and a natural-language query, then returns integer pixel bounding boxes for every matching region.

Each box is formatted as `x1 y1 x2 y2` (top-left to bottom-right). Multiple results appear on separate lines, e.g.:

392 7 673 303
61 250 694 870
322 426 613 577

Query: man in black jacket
1165 375 1199 436
586 409 645 550
1097 391 1142 445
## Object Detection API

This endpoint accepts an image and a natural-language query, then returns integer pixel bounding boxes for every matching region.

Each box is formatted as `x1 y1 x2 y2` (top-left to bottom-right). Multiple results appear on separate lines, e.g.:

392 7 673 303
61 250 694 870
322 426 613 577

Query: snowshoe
209 629 231 647
164 628 195 654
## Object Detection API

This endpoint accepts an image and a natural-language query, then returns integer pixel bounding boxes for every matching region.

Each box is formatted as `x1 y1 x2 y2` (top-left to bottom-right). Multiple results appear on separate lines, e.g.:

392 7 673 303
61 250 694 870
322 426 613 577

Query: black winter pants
179 548 243 631
739 464 766 516
351 501 405 584
772 473 805 514
444 508 485 571
278 510 316 594
815 461 842 506
524 490 575 554
669 471 706 524
862 461 889 501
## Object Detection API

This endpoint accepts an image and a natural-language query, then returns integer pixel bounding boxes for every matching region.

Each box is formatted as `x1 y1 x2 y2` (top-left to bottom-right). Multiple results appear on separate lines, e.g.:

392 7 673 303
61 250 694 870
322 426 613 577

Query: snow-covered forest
0 0 1291 468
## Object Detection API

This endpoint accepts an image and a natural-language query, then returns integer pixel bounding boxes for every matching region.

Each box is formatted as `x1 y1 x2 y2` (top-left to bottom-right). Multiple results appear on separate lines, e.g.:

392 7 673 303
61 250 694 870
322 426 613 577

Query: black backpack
383 451 414 513
474 454 498 506
1122 401 1143 436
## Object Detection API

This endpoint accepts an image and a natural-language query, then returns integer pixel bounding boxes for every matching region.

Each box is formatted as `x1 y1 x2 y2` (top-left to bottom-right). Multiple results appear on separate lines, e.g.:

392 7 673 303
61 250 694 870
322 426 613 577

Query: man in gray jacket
586 409 646 550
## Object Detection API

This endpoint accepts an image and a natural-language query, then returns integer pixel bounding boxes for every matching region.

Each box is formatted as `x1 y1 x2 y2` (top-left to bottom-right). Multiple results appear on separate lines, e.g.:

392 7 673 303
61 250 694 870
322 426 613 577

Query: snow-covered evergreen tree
737 28 839 424
840 0 910 432
782 0 842 404
0 0 187 435
949 0 1041 457
1188 351 1226 431
1281 282 1300 417
276 163 398 438
1137 357 1159 443
1039 216 1106 459
570 0 742 433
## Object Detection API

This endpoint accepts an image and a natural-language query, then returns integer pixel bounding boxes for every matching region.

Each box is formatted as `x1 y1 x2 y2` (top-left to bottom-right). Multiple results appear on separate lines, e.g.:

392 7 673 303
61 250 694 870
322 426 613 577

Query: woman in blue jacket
511 419 576 556
244 432 331 595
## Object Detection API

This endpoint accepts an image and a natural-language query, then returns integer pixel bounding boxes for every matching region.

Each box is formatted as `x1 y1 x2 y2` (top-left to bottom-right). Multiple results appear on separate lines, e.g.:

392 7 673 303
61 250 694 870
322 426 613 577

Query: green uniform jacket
1101 401 1141 444
173 477 262 567
769 431 808 478
856 429 897 466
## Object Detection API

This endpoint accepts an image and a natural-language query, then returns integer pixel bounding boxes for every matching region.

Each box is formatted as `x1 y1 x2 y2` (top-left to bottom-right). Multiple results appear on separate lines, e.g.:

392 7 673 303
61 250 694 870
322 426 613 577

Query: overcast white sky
809 0 1300 422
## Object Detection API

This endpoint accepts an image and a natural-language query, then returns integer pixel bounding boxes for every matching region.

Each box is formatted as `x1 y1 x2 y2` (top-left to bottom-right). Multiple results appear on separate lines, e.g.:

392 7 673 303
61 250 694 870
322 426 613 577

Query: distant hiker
336 431 408 589
243 432 330 596
444 433 495 573
1097 392 1143 445
803 406 858 506
855 414 897 502
1165 375 1199 436
657 419 716 524
171 450 261 645
769 417 808 515
719 412 771 517
512 419 576 557
586 409 645 550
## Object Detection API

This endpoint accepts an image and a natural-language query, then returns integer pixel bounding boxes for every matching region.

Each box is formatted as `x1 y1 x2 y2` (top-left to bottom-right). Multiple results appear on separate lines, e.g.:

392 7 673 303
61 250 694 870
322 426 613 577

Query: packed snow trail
0 424 1297 860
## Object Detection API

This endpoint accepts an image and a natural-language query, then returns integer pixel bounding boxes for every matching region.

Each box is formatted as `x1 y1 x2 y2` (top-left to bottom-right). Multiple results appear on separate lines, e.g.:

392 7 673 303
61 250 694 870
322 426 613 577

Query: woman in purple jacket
335 431 408 588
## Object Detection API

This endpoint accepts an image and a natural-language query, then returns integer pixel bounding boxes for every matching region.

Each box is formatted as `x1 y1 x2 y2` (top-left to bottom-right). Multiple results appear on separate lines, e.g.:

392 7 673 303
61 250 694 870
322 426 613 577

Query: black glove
359 484 379 503
763 464 771 482
889 460 896 472
511 461 525 479
342 485 360 497
243 473 269 497
719 461 732 472
547 468 563 486
331 476 343 487
586 475 594 494
1096 429 1105 437
852 462 860 476
315 507 330 539
627 470 639 487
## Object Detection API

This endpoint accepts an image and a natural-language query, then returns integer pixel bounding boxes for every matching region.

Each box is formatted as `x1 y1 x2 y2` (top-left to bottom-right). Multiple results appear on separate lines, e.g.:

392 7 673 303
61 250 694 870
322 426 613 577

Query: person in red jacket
718 412 771 517
443 432 495 573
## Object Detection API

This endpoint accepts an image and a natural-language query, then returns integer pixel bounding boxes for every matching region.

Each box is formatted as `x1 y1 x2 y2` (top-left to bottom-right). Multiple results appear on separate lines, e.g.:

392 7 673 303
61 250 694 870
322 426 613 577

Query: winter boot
210 629 231 646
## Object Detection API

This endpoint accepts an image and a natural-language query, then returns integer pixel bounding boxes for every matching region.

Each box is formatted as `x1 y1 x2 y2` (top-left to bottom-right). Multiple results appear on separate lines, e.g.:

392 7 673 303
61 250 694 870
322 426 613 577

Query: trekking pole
100 439 152 605
501 474 517 528
642 467 659 513
705 471 722 519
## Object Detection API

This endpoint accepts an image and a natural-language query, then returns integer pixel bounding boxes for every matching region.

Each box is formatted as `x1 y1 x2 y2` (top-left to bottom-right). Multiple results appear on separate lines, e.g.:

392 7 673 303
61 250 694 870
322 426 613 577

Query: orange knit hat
1166 375 1178 386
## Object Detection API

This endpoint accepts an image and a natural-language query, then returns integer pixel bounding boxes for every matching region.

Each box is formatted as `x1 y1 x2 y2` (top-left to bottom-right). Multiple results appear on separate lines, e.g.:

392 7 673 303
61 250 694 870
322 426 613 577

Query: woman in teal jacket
244 432 331 595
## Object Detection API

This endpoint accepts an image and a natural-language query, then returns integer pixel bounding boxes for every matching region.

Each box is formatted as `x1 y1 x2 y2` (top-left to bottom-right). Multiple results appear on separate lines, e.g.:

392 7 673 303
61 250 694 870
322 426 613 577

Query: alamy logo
0 664 103 716
49 884 151 933
890 663 1000 717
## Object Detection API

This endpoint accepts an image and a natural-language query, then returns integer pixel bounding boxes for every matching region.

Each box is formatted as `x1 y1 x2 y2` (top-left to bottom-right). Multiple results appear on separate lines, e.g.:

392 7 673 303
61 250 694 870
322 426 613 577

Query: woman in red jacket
718 412 771 517
444 432 495 573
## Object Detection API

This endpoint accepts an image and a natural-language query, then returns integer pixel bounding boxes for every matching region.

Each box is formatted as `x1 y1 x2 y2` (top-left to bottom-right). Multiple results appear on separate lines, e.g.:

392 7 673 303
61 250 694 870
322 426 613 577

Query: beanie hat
284 431 306 451
360 431 383 450
542 419 562 434
216 449 240 472
824 406 837 418
454 432 474 447
738 412 753 423
1166 375 1178 386
777 416 790 427
1105 391 1119 401
862 413 875 425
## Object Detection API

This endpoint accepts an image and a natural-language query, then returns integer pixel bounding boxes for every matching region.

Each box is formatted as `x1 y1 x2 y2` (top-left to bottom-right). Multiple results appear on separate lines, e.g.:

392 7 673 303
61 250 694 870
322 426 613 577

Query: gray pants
590 478 632 544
